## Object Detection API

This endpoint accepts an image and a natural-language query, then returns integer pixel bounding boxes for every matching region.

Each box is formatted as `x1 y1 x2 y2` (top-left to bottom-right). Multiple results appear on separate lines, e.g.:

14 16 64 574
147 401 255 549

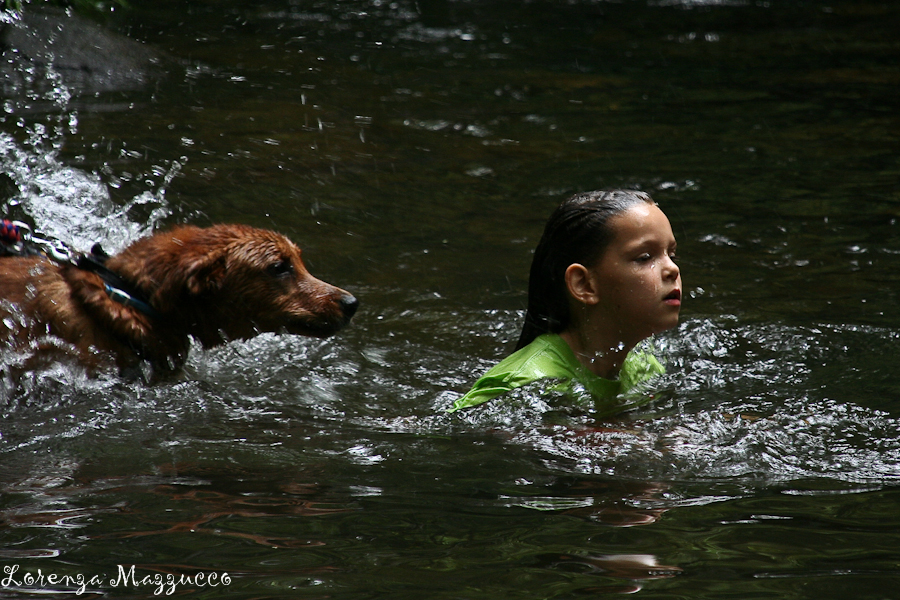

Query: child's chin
653 316 680 334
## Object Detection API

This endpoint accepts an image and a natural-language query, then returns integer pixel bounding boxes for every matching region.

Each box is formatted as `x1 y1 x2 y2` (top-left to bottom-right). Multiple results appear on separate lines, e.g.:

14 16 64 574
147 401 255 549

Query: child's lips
663 289 682 306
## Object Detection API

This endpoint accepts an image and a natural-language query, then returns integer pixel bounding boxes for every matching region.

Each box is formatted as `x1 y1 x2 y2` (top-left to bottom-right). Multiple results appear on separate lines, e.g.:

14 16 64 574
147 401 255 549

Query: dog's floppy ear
182 249 228 295
150 247 228 312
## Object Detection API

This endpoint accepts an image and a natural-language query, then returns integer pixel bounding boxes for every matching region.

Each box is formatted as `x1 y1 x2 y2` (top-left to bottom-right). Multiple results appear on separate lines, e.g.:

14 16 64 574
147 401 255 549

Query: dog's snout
339 293 359 318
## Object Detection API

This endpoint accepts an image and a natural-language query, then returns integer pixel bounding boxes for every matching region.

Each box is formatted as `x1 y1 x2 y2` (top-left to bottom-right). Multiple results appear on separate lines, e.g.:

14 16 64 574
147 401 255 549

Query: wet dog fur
0 224 358 378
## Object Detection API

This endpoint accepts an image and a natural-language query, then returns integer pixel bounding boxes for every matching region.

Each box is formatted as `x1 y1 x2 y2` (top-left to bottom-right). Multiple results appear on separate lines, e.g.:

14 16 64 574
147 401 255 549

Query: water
2 0 900 597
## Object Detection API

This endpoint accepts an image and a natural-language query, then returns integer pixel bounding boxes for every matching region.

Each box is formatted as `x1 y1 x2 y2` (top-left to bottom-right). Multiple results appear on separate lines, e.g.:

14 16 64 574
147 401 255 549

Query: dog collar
76 251 163 321
103 283 163 320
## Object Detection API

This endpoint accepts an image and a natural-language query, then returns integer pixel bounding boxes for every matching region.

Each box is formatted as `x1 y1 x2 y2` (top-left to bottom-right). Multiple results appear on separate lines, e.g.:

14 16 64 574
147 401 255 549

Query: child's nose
663 256 680 280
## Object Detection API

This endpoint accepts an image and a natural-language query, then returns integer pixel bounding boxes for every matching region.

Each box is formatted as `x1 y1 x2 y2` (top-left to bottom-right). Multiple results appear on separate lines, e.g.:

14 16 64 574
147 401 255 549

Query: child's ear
564 263 600 305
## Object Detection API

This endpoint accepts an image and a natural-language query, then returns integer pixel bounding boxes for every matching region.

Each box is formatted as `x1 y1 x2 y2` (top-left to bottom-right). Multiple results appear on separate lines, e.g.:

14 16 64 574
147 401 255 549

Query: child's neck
559 328 634 380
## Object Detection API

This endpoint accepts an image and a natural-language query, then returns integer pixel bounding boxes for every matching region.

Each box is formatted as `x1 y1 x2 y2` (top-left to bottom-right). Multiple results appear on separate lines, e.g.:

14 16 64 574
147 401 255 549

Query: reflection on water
3 0 900 597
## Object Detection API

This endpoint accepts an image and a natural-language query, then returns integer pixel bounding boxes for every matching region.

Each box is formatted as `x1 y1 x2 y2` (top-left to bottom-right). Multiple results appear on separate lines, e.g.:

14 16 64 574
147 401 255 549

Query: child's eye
635 253 652 263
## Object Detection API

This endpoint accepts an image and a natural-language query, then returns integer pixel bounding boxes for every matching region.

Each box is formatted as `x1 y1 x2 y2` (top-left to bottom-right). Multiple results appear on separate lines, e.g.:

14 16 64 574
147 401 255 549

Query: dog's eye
267 259 294 278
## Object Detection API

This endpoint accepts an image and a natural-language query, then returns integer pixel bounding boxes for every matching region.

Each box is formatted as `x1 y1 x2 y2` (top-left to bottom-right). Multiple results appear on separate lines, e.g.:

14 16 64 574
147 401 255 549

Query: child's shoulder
448 335 579 412
493 334 578 378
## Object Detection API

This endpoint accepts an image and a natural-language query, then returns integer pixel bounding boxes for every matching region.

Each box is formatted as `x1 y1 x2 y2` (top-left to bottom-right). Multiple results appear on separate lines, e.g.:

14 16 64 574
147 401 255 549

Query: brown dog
0 223 358 377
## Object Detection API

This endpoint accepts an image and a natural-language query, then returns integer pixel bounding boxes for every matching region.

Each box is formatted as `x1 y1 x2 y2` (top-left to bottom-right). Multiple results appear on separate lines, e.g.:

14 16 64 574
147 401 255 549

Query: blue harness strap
75 249 163 320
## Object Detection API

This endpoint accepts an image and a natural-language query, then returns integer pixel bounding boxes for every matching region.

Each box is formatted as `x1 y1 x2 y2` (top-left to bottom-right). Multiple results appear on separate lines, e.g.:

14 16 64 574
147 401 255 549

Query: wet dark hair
515 189 656 350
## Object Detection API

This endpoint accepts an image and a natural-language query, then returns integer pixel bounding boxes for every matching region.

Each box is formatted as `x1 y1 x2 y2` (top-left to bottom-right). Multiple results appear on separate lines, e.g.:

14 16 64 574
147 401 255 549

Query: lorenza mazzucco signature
2 564 233 596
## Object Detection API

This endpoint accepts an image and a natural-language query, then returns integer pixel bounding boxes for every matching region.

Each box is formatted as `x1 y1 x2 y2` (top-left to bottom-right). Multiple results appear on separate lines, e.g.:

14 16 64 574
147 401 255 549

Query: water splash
1 64 171 253
1 131 174 253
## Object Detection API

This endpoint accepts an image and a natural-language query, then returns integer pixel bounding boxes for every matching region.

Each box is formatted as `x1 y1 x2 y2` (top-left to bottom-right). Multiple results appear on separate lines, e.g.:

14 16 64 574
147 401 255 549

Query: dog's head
128 225 358 347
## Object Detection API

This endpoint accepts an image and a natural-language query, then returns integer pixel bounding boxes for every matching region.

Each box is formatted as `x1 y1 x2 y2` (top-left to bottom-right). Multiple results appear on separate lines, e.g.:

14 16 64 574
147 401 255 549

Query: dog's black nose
340 293 359 318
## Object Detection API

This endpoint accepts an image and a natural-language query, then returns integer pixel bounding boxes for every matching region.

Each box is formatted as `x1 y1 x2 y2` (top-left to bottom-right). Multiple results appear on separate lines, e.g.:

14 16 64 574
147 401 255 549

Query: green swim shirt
448 333 664 413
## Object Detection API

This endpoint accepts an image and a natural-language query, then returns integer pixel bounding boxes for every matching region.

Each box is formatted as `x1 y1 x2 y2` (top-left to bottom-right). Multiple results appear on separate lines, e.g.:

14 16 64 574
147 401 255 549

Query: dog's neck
76 249 164 321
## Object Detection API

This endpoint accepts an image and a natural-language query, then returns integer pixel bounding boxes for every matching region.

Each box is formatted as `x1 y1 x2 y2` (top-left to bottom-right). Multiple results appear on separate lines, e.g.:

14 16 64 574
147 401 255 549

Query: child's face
588 203 682 341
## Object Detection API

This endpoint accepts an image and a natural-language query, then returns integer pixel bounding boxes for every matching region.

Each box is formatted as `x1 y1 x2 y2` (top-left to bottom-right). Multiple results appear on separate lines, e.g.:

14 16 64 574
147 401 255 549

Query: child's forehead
608 204 675 242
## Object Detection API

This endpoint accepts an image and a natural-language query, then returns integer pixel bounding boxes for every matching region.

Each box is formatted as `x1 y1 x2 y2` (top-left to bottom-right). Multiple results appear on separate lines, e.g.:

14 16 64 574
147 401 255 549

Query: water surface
3 0 900 597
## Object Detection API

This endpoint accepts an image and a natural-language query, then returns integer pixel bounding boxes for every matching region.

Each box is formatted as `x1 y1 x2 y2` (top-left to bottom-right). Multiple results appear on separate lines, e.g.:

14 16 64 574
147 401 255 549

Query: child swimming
449 190 681 413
